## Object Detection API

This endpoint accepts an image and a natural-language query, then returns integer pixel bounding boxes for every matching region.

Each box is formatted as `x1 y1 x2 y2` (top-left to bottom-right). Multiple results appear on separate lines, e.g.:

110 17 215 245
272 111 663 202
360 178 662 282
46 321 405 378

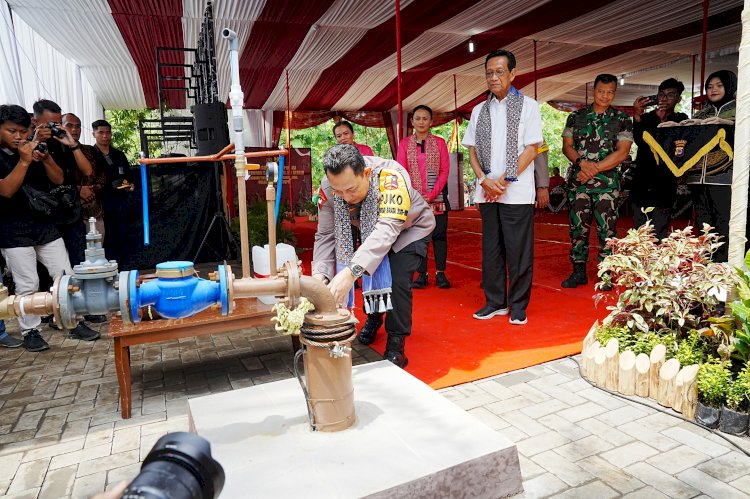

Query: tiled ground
0 317 748 498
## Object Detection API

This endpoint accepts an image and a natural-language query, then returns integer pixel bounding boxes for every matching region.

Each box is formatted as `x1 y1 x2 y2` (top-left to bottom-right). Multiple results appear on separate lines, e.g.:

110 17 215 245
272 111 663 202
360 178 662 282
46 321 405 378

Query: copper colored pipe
266 183 277 277
13 292 54 318
232 275 336 315
138 148 289 165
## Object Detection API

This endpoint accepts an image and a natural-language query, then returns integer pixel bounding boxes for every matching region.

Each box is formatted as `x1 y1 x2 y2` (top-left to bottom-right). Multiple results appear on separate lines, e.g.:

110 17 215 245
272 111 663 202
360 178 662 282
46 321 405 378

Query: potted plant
720 364 749 435
696 359 731 428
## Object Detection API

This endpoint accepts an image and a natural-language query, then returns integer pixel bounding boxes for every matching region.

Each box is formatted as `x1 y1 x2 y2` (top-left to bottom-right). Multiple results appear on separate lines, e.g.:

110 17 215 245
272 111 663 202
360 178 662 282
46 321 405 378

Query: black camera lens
47 121 67 138
121 432 225 499
35 142 48 153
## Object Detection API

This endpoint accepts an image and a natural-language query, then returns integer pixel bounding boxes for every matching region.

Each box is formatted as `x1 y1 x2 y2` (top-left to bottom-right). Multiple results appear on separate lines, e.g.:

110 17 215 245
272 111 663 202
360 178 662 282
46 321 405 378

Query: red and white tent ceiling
7 0 743 114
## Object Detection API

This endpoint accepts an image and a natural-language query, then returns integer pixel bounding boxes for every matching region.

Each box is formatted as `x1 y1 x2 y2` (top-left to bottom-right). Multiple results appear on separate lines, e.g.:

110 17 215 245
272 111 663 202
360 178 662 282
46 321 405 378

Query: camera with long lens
47 121 67 139
121 432 225 499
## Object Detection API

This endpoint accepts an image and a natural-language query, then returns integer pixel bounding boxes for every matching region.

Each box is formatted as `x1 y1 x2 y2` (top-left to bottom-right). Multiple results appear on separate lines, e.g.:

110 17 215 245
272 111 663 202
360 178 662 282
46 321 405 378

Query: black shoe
40 315 52 324
357 314 383 345
84 314 107 323
472 305 509 320
509 312 528 325
383 335 408 369
0 334 23 348
413 272 428 289
562 263 588 288
68 322 100 341
23 329 49 352
436 272 451 289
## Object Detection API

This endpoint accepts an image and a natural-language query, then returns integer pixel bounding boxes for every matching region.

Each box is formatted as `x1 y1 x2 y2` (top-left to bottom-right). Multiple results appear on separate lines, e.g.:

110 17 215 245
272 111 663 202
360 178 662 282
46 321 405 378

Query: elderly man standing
561 74 633 290
312 144 435 368
462 49 543 326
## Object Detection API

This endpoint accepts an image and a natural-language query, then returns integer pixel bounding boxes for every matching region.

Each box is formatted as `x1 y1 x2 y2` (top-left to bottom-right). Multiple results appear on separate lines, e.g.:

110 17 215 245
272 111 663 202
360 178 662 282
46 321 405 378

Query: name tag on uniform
378 169 410 221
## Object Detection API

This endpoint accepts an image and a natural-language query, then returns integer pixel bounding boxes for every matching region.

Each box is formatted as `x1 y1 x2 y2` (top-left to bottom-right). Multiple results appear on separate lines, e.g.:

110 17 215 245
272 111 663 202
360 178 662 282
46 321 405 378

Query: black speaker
193 102 229 155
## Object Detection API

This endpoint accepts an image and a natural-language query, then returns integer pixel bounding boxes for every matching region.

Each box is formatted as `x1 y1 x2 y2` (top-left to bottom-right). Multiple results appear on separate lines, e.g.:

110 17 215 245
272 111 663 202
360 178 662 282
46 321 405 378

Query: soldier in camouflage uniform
561 74 633 289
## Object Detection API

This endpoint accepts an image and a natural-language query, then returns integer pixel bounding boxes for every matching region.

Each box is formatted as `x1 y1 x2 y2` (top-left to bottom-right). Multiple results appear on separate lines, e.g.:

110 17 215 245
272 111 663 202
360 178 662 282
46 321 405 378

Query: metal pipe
396 0 402 141
231 275 337 315
266 181 278 277
224 27 251 278
299 276 337 314
700 0 709 99
232 277 287 298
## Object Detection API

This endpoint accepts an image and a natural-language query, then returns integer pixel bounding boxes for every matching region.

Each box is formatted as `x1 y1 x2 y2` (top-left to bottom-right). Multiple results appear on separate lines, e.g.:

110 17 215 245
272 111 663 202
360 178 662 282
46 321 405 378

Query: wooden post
657 358 681 407
678 364 700 418
604 339 619 391
649 344 667 398
618 350 637 396
583 340 600 379
635 353 650 397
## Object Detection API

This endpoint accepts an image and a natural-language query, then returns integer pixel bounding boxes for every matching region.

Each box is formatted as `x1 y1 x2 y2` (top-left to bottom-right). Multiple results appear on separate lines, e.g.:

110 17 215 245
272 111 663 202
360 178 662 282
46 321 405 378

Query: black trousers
632 203 671 241
367 239 427 338
691 184 730 262
57 218 86 267
478 203 534 314
418 211 448 273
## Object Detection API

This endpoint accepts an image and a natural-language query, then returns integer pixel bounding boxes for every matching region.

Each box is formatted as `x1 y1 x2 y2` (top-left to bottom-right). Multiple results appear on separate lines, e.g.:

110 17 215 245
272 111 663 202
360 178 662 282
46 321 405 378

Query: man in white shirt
462 49 543 326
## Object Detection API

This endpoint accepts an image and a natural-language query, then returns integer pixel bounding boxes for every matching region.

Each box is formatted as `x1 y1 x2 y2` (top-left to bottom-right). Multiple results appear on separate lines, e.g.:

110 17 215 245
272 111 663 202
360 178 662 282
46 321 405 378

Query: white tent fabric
728 3 750 268
0 0 742 112
1 2 103 142
0 2 23 105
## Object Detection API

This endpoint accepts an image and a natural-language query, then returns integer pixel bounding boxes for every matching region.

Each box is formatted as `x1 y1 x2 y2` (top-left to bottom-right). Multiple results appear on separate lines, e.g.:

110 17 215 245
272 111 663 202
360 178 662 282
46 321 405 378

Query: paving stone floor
0 318 748 498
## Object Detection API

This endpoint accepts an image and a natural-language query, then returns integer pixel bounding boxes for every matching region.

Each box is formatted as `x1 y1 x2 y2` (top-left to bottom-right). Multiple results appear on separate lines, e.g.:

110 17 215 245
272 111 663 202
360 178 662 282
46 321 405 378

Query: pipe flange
303 309 356 327
56 274 78 330
50 276 63 328
225 265 235 313
284 261 300 308
118 271 134 324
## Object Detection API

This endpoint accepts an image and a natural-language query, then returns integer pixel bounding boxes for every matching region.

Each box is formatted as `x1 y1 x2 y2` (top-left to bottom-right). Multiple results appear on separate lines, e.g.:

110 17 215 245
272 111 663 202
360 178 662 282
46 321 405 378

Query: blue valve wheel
218 265 229 315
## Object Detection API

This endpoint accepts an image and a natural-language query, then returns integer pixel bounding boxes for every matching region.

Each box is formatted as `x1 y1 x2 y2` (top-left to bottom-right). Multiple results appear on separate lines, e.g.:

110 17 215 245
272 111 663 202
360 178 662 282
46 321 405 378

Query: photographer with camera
91 119 135 264
631 78 688 240
0 104 71 351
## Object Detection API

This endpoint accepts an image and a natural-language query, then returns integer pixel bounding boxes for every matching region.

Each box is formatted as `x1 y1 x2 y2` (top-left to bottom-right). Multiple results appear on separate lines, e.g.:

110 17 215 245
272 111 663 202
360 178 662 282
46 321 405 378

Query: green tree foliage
104 109 162 164
285 106 570 191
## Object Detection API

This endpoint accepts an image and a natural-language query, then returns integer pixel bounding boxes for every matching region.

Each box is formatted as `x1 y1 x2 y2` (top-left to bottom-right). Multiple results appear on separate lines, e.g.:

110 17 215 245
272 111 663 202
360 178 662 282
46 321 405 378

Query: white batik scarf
475 92 525 181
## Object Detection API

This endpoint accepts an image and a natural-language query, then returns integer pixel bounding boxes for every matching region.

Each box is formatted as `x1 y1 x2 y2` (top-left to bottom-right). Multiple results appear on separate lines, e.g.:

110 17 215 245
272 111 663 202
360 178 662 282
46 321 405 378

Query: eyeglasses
485 69 507 79
657 92 679 100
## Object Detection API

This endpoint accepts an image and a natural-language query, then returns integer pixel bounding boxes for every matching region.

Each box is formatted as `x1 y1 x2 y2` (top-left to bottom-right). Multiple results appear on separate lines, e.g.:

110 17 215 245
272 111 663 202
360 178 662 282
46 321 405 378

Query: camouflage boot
562 263 588 288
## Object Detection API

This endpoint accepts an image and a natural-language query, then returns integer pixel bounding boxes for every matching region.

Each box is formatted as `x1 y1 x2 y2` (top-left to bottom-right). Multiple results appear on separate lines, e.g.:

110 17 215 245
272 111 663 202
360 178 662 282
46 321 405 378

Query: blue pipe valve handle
126 261 230 323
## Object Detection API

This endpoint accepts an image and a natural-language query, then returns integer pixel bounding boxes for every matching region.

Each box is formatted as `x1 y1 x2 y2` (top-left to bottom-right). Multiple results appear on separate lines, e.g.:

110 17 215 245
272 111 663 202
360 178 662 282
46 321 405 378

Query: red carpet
287 209 681 390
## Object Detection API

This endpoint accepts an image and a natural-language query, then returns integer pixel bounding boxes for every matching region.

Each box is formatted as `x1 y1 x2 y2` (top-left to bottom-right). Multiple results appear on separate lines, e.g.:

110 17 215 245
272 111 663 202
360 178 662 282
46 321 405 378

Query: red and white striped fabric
2 0 743 115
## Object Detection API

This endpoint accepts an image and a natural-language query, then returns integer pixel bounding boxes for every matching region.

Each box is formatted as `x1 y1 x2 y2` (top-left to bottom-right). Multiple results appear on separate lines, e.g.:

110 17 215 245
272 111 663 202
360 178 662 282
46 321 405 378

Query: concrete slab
188 361 522 499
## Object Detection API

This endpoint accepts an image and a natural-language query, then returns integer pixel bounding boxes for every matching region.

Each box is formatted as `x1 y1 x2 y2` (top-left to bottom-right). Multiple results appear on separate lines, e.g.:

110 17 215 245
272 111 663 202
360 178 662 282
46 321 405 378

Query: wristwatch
69 143 80 151
477 174 487 185
348 263 365 278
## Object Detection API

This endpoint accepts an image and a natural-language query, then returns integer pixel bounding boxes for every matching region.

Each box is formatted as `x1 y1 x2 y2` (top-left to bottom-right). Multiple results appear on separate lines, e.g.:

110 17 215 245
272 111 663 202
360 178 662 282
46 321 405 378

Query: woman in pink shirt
396 105 451 289
333 121 374 156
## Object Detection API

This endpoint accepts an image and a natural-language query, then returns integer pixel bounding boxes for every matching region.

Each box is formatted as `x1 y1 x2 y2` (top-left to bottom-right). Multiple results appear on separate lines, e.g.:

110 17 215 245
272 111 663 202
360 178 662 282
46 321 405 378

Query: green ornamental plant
730 249 750 364
697 359 732 408
597 222 734 337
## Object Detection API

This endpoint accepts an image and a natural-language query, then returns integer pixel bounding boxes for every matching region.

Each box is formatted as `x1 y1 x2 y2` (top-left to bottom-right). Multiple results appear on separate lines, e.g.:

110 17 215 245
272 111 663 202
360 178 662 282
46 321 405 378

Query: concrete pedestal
188 361 522 498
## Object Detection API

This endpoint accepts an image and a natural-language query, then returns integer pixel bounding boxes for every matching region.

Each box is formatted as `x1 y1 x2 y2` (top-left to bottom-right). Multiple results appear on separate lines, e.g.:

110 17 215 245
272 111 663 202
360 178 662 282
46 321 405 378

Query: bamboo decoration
635 353 650 397
604 339 619 391
583 340 600 379
678 364 700 418
657 358 681 407
618 350 637 396
594 347 607 387
649 344 667 397
582 321 598 353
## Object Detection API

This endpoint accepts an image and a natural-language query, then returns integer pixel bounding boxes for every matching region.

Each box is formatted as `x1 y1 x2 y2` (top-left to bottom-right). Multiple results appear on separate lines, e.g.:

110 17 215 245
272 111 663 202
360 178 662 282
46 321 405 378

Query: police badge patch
674 139 687 158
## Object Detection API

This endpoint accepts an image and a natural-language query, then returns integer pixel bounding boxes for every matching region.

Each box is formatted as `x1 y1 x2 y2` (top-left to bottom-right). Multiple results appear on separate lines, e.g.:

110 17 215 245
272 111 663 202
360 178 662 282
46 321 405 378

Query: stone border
580 322 699 420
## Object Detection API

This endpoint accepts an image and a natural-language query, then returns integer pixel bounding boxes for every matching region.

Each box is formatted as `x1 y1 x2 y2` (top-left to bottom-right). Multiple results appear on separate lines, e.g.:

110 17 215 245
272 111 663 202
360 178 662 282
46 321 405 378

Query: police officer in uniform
561 74 633 289
312 144 435 368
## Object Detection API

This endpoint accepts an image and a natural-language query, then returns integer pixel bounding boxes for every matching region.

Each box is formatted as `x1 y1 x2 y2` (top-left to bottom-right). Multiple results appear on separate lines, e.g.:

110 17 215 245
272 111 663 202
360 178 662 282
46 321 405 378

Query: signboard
243 147 312 211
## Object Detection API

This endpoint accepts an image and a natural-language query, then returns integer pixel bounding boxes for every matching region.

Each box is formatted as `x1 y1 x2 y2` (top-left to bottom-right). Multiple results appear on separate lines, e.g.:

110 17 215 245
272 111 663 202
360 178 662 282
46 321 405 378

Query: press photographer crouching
91 432 225 499
0 104 72 351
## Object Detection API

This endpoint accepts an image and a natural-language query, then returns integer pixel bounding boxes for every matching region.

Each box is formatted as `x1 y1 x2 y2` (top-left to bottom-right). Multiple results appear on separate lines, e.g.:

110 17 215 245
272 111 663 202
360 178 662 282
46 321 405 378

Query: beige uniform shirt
312 157 436 281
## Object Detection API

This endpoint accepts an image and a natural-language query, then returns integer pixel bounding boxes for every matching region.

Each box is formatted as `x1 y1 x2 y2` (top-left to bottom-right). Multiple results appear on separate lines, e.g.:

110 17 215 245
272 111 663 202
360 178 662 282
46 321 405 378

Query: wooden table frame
109 299 274 419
